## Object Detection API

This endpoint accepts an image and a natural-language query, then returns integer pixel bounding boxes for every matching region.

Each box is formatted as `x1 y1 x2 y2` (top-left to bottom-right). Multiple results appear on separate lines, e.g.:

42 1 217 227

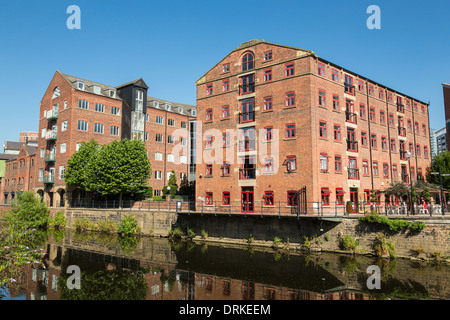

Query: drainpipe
365 82 374 191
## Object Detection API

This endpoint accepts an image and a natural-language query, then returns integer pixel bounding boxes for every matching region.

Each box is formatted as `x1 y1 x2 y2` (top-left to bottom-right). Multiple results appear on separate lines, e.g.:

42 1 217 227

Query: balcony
46 109 58 120
239 111 255 124
345 111 357 124
347 139 358 152
43 174 55 184
45 131 57 141
398 127 406 137
44 152 56 162
239 168 256 180
348 168 360 180
397 104 404 113
344 83 355 96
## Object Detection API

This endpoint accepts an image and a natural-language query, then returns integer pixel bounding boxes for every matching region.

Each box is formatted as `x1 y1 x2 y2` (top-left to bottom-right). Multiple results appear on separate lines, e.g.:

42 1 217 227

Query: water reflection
1 229 448 300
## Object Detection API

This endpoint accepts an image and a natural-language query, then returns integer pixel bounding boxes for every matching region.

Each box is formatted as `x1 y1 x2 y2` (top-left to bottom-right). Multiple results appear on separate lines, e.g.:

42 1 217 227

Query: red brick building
442 83 450 150
195 40 431 213
31 71 195 206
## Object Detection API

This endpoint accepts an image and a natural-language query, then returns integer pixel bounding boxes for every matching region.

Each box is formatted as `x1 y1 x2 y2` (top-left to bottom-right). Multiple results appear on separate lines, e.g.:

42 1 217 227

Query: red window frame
407 119 412 132
240 99 254 123
381 136 387 150
222 132 230 147
332 95 340 111
264 191 274 206
344 75 354 95
321 188 330 206
285 92 295 107
287 190 298 206
383 163 389 178
332 69 339 82
318 89 326 107
205 136 213 148
264 157 274 173
263 68 272 82
362 160 369 176
358 80 365 93
368 85 374 96
205 192 213 205
264 126 273 141
222 63 230 73
221 162 230 176
416 144 421 156
369 107 376 122
424 146 429 158
335 155 342 173
390 139 396 152
414 121 419 134
286 123 295 138
361 131 368 146
388 113 395 127
373 161 379 176
263 96 273 111
318 63 325 76
320 153 329 172
240 74 254 94
334 124 341 141
242 53 254 71
264 50 273 61
380 110 386 124
371 133 377 149
205 164 213 176
378 89 384 100
336 188 345 205
222 79 230 92
285 156 296 172
422 124 427 135
206 84 213 96
359 104 366 119
387 92 393 103
319 120 327 138
222 192 230 205
285 63 294 77
222 105 230 119
206 108 213 121
392 165 398 178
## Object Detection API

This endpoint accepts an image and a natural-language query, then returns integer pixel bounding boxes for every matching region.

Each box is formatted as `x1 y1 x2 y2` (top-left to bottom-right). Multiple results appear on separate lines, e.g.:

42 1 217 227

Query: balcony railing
46 109 58 120
345 111 357 124
344 83 355 96
397 104 404 113
400 150 407 161
44 152 56 162
43 175 55 184
347 139 358 152
239 111 255 124
239 168 256 180
398 127 406 137
348 168 360 180
45 131 57 141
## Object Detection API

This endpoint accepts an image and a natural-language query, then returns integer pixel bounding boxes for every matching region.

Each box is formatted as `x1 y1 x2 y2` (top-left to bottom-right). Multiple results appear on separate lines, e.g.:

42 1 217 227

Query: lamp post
405 151 414 215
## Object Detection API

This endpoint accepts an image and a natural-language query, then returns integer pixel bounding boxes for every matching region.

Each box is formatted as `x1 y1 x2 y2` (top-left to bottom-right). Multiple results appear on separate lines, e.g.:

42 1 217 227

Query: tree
65 139 99 189
426 150 450 190
163 170 178 197
5 191 49 229
85 139 151 204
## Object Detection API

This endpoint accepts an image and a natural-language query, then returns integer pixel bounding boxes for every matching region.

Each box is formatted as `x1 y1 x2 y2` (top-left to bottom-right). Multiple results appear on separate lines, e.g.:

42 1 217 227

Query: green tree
64 139 99 189
5 191 49 229
426 150 450 190
86 139 151 204
163 170 178 197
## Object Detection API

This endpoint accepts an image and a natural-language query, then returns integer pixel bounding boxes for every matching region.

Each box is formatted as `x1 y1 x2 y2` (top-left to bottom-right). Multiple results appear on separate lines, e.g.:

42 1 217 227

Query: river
1 228 448 300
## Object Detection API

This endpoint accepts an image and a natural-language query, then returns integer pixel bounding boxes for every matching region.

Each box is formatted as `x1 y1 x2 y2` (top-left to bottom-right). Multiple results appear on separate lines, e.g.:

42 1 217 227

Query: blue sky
1 0 449 145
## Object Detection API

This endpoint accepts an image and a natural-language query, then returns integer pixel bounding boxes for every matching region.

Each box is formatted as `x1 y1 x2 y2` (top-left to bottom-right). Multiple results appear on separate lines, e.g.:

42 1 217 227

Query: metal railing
345 111 357 124
346 139 358 152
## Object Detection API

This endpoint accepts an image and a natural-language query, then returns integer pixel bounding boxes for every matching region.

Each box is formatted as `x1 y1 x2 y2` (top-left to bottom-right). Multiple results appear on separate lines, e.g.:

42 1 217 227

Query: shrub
5 191 49 229
168 226 184 238
359 211 425 232
373 232 396 258
48 211 66 229
97 219 117 233
73 217 95 231
117 215 140 235
340 234 359 251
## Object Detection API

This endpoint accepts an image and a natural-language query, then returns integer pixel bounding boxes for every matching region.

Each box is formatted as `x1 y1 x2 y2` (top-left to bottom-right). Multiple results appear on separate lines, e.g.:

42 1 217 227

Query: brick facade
195 40 431 212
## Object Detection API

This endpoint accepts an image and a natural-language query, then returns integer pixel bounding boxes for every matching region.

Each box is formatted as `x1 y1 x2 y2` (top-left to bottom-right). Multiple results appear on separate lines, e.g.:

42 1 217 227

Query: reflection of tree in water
58 268 148 300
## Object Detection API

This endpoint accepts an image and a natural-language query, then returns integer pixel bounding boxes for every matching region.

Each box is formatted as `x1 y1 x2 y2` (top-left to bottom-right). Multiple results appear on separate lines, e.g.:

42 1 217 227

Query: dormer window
165 104 171 111
178 106 183 114
191 110 197 117
135 90 143 112
109 89 116 98
93 86 101 94
52 87 60 99
77 81 85 90
154 101 159 108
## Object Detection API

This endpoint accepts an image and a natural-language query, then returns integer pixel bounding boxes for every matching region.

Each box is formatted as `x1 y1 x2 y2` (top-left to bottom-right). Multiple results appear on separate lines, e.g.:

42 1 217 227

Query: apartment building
195 40 431 212
33 71 195 206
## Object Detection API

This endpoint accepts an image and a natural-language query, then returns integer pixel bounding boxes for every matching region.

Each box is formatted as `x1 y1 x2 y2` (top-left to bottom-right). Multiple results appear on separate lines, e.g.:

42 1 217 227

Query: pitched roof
3 141 24 151
116 78 149 90
0 153 17 161
147 95 196 117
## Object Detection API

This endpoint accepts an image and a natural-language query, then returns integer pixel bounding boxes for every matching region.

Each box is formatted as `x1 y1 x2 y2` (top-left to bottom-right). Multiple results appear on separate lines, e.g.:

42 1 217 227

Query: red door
241 187 254 213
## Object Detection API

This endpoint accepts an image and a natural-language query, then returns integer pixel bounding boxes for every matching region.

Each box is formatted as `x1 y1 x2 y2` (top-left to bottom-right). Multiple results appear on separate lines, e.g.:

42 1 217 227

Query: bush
48 211 66 229
340 234 359 251
97 219 117 233
373 232 396 258
73 217 95 231
117 215 140 235
5 191 49 229
358 211 425 232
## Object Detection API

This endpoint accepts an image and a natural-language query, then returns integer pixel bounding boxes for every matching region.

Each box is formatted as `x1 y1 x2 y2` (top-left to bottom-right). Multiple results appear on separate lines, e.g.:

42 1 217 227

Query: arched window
52 87 60 99
242 53 254 71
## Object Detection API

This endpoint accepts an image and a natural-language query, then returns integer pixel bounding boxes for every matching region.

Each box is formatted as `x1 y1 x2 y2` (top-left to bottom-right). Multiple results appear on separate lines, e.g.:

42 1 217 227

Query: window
286 92 295 107
111 106 120 115
264 191 274 206
321 188 330 206
380 110 386 124
318 63 325 76
242 53 254 71
181 121 187 128
221 162 230 176
344 75 354 94
94 103 105 113
94 123 104 134
285 156 296 171
332 95 340 111
264 157 274 173
222 105 230 119
205 136 213 148
335 156 342 173
167 154 174 162
206 108 213 121
320 153 328 172
379 89 384 100
155 171 162 180
222 192 230 205
368 85 374 96
206 164 213 176
77 120 88 131
383 163 389 178
381 136 387 150
359 104 366 119
222 79 230 92
167 135 174 144
240 99 254 122
222 132 230 146
373 161 379 176
287 191 297 206
361 131 368 147
424 146 429 158
222 63 230 73
416 144 421 156
409 143 414 155
52 87 60 99
206 84 213 96
422 124 427 135
319 121 327 138
155 152 163 161
414 103 418 112
286 123 295 138
388 113 395 127
362 160 369 176
414 121 419 134
263 68 272 82
39 169 44 182
358 80 365 92
60 143 66 154
369 107 376 122
77 81 85 90
371 133 377 148
59 165 65 180
61 121 68 132
93 86 101 94
263 96 272 111
390 138 396 152
332 69 339 82
392 164 398 178
110 125 119 136
168 118 175 126
40 148 45 158
336 188 344 205
285 63 294 77
155 116 163 124
78 99 89 109
387 92 393 103
334 124 341 141
205 192 213 205
318 89 326 107
240 74 254 94
421 105 426 114
264 51 272 61
135 90 144 111
264 127 273 141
